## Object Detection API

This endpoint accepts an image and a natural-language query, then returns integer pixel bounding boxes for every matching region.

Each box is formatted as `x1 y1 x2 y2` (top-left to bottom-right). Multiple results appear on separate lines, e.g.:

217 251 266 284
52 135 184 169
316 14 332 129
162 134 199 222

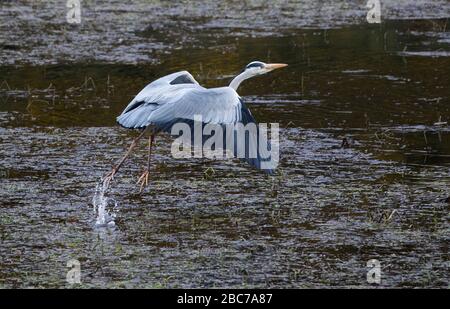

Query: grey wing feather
117 71 241 129
148 86 242 127
117 71 200 128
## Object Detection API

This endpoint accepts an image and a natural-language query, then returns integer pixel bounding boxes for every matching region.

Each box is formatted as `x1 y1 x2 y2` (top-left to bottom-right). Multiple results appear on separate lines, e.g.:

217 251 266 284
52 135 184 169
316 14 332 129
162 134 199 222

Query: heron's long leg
147 134 155 170
103 128 148 187
137 134 155 192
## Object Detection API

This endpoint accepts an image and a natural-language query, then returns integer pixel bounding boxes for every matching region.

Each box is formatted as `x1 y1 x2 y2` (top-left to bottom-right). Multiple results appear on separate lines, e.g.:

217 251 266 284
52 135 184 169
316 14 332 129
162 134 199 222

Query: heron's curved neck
229 70 254 91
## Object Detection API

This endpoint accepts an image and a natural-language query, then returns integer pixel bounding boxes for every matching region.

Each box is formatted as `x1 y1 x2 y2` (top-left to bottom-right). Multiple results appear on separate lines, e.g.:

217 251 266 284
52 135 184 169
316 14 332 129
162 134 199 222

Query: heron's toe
137 170 150 193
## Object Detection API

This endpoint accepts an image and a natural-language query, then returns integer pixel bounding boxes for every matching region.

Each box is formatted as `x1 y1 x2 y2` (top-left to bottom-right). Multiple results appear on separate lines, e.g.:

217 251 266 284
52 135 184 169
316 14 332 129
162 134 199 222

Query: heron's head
230 60 288 90
242 61 288 77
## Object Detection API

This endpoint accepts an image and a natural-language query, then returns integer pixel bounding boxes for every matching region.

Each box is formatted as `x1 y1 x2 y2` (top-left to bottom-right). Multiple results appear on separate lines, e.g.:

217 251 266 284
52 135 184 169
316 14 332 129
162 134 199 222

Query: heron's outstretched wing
147 86 243 128
117 73 241 129
118 71 200 123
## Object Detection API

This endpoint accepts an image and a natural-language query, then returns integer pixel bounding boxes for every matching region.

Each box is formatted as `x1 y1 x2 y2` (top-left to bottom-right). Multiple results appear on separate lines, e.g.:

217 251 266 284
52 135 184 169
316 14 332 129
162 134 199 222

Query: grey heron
104 61 288 191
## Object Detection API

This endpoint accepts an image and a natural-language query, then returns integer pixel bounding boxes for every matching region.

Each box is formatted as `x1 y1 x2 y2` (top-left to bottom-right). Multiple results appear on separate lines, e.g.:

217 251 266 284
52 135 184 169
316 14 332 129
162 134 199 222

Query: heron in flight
104 61 288 191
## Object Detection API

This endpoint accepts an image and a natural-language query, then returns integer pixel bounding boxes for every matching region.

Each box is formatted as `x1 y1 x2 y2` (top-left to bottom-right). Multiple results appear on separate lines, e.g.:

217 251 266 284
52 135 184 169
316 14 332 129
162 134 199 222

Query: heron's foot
137 169 150 193
103 167 118 188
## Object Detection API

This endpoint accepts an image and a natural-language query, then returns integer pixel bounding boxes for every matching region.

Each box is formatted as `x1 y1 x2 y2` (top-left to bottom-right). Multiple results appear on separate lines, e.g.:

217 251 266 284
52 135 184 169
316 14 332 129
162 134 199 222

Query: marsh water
0 1 449 288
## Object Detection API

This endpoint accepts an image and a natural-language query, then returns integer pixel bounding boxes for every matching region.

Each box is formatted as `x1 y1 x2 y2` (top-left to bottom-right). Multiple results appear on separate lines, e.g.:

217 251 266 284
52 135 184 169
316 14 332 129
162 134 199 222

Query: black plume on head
240 61 265 73
245 61 265 70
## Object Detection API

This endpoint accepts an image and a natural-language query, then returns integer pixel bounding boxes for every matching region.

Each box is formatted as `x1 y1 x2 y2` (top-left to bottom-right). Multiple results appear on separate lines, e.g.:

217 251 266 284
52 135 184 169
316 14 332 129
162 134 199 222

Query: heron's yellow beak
265 63 288 71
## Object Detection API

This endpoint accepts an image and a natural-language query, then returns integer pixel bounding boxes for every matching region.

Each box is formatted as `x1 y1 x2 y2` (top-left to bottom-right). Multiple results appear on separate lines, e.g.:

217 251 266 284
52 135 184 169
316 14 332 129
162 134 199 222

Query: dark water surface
0 1 449 288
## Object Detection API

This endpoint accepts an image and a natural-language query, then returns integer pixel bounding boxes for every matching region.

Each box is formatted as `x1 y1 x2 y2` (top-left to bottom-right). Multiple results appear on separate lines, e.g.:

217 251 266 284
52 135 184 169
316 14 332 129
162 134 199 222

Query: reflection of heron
104 61 287 191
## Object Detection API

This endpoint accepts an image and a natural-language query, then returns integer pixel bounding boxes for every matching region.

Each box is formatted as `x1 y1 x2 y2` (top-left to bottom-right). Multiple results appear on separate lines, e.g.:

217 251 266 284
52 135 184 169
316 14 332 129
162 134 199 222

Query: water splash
92 178 117 227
